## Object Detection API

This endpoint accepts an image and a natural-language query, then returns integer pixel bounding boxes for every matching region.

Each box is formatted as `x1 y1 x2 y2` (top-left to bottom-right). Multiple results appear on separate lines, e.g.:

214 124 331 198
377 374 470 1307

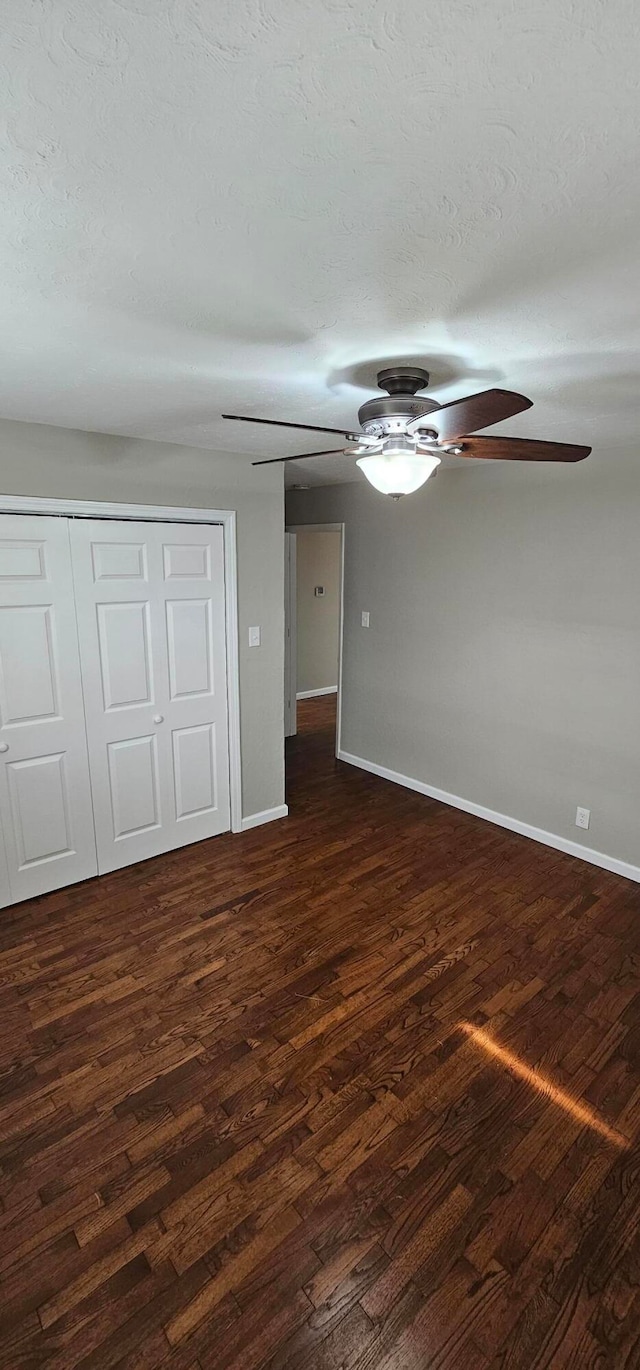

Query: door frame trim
0 497 243 833
284 531 297 738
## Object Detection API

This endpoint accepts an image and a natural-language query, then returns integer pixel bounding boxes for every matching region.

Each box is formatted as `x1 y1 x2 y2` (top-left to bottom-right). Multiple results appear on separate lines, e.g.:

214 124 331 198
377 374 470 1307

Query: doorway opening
286 692 338 810
284 523 345 777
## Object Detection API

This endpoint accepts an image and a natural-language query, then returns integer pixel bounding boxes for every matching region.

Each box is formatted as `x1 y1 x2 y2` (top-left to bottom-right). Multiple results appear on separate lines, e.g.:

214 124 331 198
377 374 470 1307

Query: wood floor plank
1 695 640 1367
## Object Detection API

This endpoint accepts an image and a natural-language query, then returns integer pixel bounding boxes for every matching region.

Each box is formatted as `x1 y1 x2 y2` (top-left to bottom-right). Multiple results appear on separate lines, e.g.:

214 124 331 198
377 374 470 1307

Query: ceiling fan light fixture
236 372 590 474
356 451 441 498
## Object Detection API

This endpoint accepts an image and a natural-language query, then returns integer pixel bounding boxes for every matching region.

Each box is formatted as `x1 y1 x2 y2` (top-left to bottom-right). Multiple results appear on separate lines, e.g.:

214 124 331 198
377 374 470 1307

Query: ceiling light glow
356 450 441 499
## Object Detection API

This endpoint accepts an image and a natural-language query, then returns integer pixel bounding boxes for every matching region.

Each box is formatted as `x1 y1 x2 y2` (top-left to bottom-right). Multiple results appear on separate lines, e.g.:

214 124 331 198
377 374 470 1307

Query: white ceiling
1 0 639 487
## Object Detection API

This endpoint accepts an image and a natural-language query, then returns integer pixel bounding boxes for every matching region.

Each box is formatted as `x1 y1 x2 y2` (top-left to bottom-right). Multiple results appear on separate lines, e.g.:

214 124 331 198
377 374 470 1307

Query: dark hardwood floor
2 693 640 1367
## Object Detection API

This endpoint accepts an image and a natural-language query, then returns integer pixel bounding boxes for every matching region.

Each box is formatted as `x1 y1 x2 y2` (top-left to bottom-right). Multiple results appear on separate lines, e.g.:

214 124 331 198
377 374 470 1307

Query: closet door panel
0 604 59 724
107 734 161 837
0 517 98 906
70 520 230 874
166 598 213 700
173 722 218 820
7 753 74 865
96 601 154 710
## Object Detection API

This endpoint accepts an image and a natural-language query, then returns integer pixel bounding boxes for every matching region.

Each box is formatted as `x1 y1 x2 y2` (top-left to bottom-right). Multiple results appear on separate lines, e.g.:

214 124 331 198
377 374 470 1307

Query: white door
284 532 297 738
69 520 230 873
0 516 98 904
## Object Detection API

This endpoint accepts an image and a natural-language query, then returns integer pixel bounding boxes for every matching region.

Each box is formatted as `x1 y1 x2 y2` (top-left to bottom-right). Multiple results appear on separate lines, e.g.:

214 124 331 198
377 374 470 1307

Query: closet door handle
153 715 164 725
0 743 8 753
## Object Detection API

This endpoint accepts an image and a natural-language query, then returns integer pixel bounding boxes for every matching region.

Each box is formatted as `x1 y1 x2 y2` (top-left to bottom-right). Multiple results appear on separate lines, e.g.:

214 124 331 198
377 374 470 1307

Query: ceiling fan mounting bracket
376 366 430 395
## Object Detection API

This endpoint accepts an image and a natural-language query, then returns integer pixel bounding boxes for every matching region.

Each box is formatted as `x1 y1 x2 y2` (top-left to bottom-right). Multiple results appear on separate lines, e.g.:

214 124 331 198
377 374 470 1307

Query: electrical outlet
575 806 590 830
361 611 370 628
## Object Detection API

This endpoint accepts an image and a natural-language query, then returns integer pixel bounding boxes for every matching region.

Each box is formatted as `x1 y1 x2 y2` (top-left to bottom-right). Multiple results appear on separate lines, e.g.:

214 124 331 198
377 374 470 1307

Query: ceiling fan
222 366 591 498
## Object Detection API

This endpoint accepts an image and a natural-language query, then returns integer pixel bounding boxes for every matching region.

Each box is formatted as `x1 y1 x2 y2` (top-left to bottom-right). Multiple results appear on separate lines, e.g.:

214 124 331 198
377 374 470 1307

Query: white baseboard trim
240 804 289 833
337 750 640 885
296 687 338 700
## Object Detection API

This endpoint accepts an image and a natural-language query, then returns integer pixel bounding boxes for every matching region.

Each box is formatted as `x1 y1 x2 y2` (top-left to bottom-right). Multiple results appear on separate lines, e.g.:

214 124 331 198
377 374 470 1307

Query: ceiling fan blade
252 448 347 466
223 413 357 439
458 435 591 462
408 388 532 442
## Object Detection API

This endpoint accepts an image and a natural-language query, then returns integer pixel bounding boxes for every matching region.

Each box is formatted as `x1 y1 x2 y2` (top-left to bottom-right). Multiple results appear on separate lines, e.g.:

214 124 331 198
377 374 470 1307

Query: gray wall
0 417 284 821
287 453 640 870
292 528 341 694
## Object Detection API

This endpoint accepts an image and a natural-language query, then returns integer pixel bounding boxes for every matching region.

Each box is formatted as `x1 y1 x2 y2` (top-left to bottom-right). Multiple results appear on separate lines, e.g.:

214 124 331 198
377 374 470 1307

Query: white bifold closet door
69 520 230 874
0 516 98 903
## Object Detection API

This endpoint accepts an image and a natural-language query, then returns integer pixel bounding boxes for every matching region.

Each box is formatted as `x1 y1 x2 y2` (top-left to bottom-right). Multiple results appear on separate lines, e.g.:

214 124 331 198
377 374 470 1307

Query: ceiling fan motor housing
358 366 441 435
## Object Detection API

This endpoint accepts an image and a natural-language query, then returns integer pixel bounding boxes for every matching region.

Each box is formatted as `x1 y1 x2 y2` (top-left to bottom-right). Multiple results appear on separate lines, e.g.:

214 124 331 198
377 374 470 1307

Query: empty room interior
1 2 640 1366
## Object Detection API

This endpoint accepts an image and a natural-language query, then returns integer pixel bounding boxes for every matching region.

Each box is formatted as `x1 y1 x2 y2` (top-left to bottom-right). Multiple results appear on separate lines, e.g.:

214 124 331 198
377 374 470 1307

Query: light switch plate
249 626 261 647
361 611 370 628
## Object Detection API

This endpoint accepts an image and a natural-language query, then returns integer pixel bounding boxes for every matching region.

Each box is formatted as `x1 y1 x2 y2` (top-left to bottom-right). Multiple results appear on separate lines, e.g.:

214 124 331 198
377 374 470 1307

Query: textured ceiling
1 0 639 487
